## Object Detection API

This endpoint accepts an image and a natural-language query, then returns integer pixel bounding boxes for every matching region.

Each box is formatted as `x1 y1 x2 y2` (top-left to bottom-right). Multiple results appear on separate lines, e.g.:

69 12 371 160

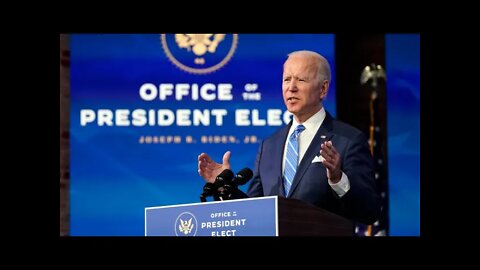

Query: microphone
215 169 234 201
200 169 234 202
233 168 253 186
221 168 253 200
200 182 216 202
214 169 234 189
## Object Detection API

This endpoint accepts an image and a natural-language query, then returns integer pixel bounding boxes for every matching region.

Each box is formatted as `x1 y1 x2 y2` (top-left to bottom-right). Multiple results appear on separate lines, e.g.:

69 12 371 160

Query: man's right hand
198 151 231 183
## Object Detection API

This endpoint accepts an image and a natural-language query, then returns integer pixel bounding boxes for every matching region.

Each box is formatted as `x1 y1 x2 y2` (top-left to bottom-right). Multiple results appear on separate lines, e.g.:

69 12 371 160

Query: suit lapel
272 122 291 197
287 112 334 197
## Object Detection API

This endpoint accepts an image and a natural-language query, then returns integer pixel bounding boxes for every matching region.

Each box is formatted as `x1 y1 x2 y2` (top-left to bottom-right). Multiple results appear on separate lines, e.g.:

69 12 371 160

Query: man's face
282 55 327 122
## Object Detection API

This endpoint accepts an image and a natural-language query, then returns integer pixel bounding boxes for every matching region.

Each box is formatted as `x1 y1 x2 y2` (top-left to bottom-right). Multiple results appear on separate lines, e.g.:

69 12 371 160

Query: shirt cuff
328 172 350 198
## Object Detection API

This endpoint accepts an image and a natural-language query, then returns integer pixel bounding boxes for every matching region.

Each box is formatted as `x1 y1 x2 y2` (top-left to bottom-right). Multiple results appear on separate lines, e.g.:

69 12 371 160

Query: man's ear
320 80 329 99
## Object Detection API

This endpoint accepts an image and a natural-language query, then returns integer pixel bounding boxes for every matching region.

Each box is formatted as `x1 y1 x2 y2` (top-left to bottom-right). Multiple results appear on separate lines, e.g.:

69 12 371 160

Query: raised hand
198 151 231 183
320 141 342 183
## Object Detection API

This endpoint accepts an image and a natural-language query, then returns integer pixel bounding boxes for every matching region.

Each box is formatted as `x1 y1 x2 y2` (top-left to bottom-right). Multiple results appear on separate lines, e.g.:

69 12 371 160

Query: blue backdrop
386 34 420 236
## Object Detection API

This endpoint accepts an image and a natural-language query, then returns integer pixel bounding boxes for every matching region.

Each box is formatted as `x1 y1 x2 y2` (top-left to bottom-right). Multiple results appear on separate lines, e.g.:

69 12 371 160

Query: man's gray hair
287 50 331 82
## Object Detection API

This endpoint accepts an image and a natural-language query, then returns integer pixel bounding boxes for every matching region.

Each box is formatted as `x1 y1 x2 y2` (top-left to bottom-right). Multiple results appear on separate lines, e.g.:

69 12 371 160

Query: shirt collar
291 107 326 133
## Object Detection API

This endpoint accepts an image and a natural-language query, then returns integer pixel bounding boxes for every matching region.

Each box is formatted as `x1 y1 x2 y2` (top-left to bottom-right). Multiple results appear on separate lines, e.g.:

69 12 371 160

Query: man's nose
288 80 298 91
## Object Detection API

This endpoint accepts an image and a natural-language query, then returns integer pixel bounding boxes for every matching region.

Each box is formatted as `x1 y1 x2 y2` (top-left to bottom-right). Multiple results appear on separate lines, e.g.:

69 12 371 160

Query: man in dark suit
198 50 380 224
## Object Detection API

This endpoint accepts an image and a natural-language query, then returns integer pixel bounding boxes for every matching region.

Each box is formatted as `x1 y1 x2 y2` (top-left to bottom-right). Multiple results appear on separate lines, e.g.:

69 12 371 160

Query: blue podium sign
145 196 278 236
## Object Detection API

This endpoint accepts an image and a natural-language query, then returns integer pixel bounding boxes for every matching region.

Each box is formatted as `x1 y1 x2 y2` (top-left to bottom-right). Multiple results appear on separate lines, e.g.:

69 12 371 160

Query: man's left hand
320 141 342 183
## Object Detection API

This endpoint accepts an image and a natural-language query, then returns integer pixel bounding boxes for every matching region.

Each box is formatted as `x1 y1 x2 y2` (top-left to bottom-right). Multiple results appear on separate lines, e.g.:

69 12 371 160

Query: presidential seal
175 212 198 236
161 34 238 75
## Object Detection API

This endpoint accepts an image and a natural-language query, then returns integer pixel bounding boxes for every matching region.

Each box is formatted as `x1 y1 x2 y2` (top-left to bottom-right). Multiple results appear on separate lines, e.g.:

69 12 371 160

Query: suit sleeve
229 141 264 199
246 140 264 197
339 132 381 224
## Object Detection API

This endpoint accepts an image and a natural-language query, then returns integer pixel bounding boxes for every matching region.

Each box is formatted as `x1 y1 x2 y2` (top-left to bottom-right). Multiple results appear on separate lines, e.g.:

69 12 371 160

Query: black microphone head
215 169 234 188
234 168 253 185
202 182 216 196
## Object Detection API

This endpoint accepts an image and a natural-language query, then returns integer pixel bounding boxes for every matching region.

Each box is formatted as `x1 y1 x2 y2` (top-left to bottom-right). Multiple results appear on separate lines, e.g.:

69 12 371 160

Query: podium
145 196 353 236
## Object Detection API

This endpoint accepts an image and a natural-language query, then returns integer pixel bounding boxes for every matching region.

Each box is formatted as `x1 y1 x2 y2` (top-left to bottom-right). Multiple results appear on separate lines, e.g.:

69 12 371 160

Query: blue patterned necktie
284 124 305 196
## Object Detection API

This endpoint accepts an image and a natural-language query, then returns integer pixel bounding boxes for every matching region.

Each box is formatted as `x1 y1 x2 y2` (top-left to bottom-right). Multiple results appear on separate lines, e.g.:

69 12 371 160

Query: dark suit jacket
233 111 381 224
